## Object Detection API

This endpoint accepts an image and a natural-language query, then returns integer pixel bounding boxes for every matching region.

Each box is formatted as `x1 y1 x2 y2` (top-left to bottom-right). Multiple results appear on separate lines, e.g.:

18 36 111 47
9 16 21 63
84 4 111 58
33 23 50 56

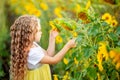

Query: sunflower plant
50 8 120 80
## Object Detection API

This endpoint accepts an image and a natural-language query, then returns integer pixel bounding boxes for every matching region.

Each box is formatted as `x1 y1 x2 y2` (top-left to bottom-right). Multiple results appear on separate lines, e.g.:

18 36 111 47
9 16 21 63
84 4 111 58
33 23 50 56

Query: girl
10 15 76 80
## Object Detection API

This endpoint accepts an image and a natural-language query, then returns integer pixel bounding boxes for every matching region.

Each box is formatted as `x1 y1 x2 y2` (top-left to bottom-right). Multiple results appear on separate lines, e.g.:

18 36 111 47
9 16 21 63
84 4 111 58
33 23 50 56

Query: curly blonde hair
10 15 39 80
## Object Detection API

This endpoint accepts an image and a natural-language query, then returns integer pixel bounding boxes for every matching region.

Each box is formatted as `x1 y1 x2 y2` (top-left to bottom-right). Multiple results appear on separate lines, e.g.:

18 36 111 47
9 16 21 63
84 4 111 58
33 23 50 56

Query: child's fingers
72 44 76 48
70 38 76 42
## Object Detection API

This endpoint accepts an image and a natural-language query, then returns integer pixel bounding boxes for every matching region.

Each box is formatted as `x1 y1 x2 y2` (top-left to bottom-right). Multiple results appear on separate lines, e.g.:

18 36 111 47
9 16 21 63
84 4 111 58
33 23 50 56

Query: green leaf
88 24 100 37
101 21 109 27
0 70 5 77
117 41 120 46
0 62 2 70
96 35 104 42
74 72 81 79
65 62 73 70
110 70 119 80
108 32 118 41
56 24 63 31
87 67 97 79
83 46 94 59
115 0 120 4
76 36 83 43
116 26 120 35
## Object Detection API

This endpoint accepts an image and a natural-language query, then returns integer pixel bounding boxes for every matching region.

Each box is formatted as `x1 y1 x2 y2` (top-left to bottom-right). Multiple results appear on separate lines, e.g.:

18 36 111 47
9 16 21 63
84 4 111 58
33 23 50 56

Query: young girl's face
34 19 42 42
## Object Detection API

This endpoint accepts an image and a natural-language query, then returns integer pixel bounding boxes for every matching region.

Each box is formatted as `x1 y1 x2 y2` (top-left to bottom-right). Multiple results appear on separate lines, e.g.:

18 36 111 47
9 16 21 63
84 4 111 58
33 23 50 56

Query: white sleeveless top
27 42 45 70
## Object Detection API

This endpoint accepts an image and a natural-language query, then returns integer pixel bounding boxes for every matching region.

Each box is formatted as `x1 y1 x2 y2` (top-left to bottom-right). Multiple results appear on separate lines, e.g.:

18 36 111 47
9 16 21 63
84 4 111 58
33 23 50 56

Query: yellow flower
111 19 118 27
25 3 41 17
112 55 119 63
63 75 68 80
25 3 35 12
56 36 63 44
99 42 108 60
102 13 112 24
21 11 26 15
73 32 78 37
109 50 116 58
15 8 19 14
49 21 56 30
40 2 48 11
62 71 70 80
65 71 69 75
19 1 26 6
10 0 17 4
97 52 103 64
116 62 120 70
54 7 62 18
74 57 79 65
97 42 109 71
63 58 69 65
85 0 91 10
109 48 120 70
75 4 80 13
98 63 103 71
97 73 101 80
33 10 41 17
53 74 58 80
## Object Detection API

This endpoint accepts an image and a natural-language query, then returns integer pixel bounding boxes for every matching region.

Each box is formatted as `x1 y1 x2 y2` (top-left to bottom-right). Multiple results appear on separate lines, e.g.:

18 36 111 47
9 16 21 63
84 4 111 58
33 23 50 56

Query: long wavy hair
10 15 39 80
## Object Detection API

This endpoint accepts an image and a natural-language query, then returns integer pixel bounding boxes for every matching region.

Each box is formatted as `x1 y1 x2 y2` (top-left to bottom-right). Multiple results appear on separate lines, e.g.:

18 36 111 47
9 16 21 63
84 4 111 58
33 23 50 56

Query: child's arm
40 39 76 64
46 30 58 56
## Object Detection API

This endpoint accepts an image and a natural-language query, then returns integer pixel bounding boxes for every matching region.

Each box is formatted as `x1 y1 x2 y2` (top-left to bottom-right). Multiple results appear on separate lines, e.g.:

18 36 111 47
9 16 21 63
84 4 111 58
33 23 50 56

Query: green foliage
51 7 120 79
0 0 10 80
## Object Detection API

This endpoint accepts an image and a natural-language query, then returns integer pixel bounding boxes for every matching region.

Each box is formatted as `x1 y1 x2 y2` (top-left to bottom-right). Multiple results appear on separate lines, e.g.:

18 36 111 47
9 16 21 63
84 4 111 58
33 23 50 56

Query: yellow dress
25 42 52 80
25 64 52 80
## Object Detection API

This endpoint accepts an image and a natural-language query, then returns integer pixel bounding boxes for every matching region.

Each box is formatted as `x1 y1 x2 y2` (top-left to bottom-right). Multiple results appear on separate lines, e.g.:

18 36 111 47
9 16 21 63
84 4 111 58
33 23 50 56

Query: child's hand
50 30 59 38
66 38 76 48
